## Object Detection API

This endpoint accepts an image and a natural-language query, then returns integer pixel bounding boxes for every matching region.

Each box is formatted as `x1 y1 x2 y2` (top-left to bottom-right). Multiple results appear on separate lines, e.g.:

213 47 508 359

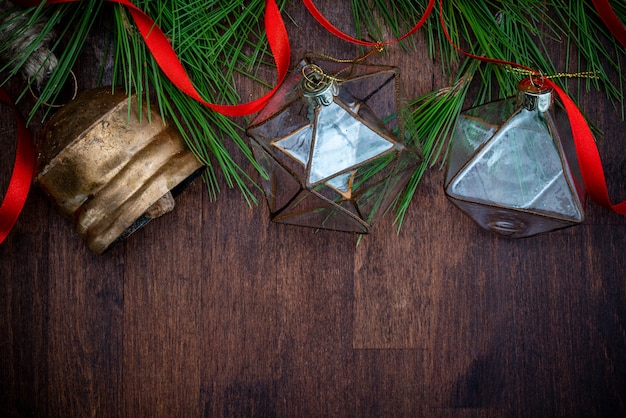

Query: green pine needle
111 0 286 203
1 0 106 122
1 0 286 203
394 58 478 227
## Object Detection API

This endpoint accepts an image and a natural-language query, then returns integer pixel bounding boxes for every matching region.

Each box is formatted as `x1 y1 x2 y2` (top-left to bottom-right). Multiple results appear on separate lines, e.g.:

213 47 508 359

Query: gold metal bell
36 87 203 253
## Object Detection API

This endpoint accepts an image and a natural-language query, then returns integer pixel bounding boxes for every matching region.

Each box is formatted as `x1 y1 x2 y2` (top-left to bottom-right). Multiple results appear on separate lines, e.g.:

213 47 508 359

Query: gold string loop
504 65 600 81
302 45 385 83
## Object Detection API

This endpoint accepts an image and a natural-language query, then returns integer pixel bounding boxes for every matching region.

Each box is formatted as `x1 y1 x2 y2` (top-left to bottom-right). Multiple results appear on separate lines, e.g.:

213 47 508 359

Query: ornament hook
300 64 337 107
29 70 78 108
301 64 329 89
528 71 546 89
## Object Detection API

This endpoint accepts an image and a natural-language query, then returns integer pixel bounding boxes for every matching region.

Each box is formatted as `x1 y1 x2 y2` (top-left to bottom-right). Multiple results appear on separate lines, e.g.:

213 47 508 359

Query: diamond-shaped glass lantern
246 58 423 233
444 78 586 237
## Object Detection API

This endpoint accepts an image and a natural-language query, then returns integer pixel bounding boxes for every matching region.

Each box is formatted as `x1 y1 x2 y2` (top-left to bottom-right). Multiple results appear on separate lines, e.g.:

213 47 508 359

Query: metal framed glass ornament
444 78 586 238
246 57 423 233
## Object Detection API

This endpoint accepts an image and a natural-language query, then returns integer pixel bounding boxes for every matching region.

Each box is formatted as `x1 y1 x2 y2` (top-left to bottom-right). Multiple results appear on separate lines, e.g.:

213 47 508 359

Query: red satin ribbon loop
302 0 435 47
546 80 626 214
44 0 291 117
438 0 626 214
592 0 626 49
0 89 36 244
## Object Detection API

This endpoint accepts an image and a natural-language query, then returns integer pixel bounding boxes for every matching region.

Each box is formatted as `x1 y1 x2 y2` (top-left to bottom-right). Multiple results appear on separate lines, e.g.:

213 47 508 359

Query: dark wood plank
120 180 205 417
45 221 124 418
197 184 281 418
0 195 51 418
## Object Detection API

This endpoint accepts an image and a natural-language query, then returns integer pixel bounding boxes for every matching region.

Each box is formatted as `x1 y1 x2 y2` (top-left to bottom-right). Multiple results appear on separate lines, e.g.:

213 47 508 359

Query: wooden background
1 2 625 417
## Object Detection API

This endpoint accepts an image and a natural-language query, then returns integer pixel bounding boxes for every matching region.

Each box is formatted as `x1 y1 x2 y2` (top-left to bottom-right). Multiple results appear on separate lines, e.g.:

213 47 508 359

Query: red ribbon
41 0 291 117
0 89 36 244
546 80 626 214
592 0 626 49
302 0 435 47
437 0 626 214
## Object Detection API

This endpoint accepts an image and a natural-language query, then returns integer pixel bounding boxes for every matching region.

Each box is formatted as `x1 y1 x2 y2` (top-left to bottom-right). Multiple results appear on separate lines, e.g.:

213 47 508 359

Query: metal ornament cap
299 64 338 108
517 78 553 112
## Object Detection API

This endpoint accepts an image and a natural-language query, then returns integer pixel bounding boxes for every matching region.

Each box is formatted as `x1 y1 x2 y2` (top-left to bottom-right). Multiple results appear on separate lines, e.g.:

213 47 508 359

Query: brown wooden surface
1 2 626 417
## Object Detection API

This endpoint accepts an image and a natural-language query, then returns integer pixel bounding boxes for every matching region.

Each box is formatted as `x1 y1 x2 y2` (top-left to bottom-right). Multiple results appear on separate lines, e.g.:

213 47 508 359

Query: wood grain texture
1 1 625 417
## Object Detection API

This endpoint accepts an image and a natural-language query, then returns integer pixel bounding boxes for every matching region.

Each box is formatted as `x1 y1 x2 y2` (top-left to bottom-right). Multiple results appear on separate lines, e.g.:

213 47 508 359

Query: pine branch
549 0 626 117
112 0 289 203
1 0 106 121
1 0 287 203
394 59 478 227
359 0 625 109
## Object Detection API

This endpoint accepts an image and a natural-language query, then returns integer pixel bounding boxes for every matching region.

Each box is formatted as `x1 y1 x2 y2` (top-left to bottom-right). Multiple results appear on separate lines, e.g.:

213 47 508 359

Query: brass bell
36 87 203 253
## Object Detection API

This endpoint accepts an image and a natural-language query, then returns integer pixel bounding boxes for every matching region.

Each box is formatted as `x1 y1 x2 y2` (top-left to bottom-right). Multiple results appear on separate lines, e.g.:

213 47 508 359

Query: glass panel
309 101 393 184
274 125 313 166
445 114 497 185
326 171 353 193
250 140 303 213
340 70 398 127
272 189 368 233
274 123 354 193
450 197 577 238
448 109 581 220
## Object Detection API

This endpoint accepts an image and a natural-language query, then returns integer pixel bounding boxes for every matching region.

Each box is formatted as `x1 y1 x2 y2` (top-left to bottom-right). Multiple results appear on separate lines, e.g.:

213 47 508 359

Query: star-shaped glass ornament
247 58 423 233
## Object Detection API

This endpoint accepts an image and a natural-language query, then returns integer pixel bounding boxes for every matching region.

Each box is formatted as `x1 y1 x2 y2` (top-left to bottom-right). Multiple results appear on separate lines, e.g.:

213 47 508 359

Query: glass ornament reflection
247 59 422 233
444 78 586 237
